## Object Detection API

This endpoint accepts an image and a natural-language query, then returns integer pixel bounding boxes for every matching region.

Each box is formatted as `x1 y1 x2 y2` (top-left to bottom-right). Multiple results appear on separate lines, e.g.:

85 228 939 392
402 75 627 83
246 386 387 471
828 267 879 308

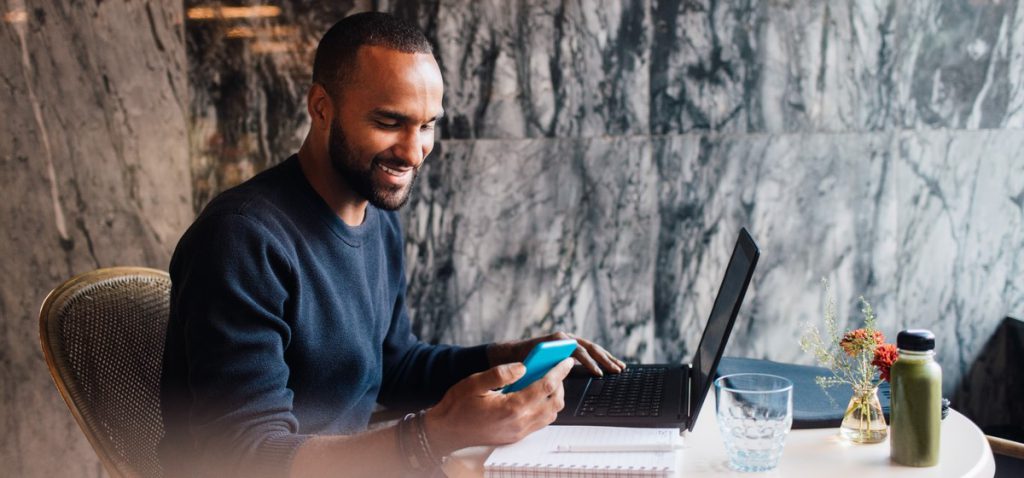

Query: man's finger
572 347 603 377
574 339 616 374
467 362 526 391
594 342 625 369
551 357 574 378
522 358 574 397
591 343 623 373
577 338 624 373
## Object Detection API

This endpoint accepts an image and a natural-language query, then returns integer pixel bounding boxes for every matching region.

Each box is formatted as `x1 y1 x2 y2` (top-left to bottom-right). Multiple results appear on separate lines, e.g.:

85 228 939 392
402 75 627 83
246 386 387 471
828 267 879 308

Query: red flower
872 343 898 382
840 328 885 357
840 330 862 356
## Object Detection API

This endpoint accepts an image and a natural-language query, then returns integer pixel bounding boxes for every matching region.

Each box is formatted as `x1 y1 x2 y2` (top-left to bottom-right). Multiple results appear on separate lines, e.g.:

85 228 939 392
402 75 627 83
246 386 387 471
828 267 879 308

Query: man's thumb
472 362 526 391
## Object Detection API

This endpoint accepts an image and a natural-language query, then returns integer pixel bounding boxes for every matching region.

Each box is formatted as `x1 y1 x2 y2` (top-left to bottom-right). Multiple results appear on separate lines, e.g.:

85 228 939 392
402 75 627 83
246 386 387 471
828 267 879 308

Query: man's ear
307 83 333 131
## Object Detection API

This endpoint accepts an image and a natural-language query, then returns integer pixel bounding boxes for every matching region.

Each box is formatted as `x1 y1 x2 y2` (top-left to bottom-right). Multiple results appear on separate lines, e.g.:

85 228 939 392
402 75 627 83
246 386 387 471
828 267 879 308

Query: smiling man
312 32 438 219
158 12 623 478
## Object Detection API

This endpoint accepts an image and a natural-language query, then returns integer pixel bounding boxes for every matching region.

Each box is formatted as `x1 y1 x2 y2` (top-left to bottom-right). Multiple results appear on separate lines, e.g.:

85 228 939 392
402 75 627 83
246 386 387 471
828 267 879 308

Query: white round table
445 395 995 477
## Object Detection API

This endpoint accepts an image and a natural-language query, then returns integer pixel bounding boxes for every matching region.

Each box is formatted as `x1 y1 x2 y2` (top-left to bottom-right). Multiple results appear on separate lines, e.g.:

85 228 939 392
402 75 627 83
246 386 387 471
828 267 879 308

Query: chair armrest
987 435 1024 459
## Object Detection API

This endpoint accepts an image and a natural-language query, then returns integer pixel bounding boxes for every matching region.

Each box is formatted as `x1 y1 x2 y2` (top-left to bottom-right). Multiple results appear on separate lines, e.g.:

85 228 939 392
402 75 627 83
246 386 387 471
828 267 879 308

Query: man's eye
421 123 436 131
376 121 399 129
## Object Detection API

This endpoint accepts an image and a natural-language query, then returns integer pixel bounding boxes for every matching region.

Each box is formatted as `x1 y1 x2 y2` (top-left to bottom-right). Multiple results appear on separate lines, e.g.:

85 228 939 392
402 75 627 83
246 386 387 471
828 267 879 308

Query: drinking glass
714 373 793 472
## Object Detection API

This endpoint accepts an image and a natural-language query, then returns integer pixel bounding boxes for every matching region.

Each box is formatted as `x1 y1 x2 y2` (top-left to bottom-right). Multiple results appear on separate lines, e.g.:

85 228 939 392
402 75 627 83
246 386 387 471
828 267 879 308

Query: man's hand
488 331 625 377
423 358 574 455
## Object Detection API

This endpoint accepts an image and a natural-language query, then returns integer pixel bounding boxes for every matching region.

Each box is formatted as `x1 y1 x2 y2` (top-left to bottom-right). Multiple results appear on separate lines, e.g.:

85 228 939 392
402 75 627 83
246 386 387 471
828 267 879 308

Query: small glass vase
839 384 887 443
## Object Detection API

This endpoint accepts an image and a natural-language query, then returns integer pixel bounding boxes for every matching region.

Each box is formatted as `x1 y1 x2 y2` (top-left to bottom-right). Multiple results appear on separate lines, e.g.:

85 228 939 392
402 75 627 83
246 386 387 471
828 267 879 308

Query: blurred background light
3 9 27 24
187 5 281 20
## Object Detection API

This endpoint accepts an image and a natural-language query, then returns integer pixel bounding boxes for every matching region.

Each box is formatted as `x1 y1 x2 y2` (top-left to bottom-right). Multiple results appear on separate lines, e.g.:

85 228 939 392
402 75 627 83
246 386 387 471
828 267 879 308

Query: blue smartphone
501 339 578 393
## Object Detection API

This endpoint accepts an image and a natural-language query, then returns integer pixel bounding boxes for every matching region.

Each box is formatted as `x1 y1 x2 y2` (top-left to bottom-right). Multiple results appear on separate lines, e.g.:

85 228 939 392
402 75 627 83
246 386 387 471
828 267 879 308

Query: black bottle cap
897 329 935 351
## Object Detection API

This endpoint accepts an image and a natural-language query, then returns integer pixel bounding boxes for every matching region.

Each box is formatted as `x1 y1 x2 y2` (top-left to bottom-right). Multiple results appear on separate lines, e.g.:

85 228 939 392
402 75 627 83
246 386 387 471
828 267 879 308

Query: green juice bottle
889 329 942 466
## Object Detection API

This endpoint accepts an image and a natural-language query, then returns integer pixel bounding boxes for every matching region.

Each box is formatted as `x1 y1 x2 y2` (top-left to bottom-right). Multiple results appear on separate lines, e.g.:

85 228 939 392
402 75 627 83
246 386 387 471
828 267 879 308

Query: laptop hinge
685 363 693 420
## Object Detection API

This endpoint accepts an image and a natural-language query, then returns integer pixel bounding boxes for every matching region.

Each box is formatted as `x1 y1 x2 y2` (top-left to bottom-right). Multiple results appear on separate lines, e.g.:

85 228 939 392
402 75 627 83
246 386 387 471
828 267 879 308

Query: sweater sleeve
164 213 311 476
376 271 491 410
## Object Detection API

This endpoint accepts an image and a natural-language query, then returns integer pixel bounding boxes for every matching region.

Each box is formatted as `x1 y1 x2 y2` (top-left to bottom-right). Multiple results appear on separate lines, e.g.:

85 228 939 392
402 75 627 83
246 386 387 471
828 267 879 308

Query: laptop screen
688 228 759 430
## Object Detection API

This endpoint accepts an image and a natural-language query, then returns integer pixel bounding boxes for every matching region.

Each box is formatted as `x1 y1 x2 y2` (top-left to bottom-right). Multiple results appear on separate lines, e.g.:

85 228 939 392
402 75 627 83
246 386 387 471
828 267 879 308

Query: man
159 12 623 477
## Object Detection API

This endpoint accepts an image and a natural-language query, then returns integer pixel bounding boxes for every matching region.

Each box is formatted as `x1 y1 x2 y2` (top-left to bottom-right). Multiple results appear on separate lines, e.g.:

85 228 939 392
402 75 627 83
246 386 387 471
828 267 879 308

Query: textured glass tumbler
715 373 794 472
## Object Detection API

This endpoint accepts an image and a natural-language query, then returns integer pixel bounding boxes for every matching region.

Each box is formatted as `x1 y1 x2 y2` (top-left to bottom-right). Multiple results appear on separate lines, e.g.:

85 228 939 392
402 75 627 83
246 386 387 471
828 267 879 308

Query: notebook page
484 425 678 475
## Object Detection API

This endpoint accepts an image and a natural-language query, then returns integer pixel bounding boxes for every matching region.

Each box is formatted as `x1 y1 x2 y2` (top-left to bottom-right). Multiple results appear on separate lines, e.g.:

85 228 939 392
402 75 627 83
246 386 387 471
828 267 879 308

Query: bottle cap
897 329 935 351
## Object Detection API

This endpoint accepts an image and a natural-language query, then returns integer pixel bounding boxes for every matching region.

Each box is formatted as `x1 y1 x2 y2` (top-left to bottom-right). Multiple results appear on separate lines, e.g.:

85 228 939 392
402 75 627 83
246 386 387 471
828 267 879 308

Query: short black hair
312 12 433 97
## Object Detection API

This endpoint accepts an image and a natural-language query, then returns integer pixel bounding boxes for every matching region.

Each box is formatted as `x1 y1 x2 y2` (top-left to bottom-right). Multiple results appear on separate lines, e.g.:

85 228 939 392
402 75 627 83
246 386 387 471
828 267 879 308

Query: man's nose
391 128 425 166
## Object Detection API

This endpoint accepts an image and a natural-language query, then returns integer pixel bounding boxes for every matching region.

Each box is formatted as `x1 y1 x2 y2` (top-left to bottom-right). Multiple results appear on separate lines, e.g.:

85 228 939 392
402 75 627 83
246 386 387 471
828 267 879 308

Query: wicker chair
39 267 171 478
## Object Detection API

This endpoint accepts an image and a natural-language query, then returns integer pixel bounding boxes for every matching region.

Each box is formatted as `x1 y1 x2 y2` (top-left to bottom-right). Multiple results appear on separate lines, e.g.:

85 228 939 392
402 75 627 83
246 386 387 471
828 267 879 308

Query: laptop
554 228 760 431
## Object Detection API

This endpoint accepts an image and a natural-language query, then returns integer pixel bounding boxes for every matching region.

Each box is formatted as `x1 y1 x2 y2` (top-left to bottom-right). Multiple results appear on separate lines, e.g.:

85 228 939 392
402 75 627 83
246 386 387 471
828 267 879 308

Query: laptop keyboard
576 366 666 418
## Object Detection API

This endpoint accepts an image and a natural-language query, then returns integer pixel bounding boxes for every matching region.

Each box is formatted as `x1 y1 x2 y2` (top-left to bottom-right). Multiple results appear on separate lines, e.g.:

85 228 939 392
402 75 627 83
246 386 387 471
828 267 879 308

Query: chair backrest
39 267 171 478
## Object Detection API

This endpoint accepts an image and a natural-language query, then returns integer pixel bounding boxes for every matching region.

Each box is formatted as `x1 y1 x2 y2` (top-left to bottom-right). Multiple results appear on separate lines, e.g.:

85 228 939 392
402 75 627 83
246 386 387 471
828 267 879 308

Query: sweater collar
284 154 377 248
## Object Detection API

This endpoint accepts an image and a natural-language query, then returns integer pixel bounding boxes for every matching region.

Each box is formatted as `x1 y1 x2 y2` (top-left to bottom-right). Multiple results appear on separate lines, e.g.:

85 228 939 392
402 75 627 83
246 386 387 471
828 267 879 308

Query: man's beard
328 118 418 211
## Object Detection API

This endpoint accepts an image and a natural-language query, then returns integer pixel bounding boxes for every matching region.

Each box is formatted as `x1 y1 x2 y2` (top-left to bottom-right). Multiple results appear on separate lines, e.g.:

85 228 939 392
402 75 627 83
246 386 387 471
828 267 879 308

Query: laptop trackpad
562 366 592 405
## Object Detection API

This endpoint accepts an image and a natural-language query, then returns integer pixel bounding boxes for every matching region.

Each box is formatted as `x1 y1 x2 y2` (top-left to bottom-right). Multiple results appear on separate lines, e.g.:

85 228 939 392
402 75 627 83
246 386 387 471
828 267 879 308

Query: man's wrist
423 408 461 456
397 410 449 471
486 341 516 367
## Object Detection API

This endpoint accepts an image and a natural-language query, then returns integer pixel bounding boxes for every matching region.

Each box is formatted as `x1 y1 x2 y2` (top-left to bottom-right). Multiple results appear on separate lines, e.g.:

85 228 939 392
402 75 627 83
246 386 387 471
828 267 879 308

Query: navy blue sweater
159 156 489 476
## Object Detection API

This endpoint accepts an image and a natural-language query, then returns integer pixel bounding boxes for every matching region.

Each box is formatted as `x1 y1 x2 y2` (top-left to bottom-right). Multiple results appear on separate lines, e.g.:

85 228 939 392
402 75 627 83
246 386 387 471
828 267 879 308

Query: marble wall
0 1 191 476
413 0 1024 397
185 0 1024 397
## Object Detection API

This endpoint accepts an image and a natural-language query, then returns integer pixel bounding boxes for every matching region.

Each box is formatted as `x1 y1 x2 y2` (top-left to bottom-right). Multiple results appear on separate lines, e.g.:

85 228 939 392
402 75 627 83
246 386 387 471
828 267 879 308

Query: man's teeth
378 164 408 176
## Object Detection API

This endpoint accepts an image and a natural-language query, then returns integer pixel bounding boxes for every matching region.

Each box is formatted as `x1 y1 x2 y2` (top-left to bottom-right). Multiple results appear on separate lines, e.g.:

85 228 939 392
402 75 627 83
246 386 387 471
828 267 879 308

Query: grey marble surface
424 0 652 138
892 130 1024 381
651 0 1024 133
402 130 1024 397
402 0 1024 137
187 0 1024 148
403 137 660 351
0 1 191 476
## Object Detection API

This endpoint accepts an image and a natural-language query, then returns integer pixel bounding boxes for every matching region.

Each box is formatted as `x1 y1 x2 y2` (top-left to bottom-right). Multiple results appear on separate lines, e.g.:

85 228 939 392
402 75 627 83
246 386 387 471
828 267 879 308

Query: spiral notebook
483 426 678 477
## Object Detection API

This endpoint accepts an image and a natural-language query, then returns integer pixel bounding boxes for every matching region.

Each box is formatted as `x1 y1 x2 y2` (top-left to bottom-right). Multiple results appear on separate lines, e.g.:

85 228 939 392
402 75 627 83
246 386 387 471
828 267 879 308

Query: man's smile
375 160 416 184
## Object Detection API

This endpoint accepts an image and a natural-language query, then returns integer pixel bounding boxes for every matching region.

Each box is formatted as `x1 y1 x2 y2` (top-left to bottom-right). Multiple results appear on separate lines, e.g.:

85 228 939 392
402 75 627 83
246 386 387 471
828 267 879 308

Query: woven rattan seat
40 267 171 478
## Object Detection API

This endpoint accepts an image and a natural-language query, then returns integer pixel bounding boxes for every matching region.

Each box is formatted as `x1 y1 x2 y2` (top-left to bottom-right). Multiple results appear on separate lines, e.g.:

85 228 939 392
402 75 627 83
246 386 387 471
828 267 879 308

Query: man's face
327 46 444 211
